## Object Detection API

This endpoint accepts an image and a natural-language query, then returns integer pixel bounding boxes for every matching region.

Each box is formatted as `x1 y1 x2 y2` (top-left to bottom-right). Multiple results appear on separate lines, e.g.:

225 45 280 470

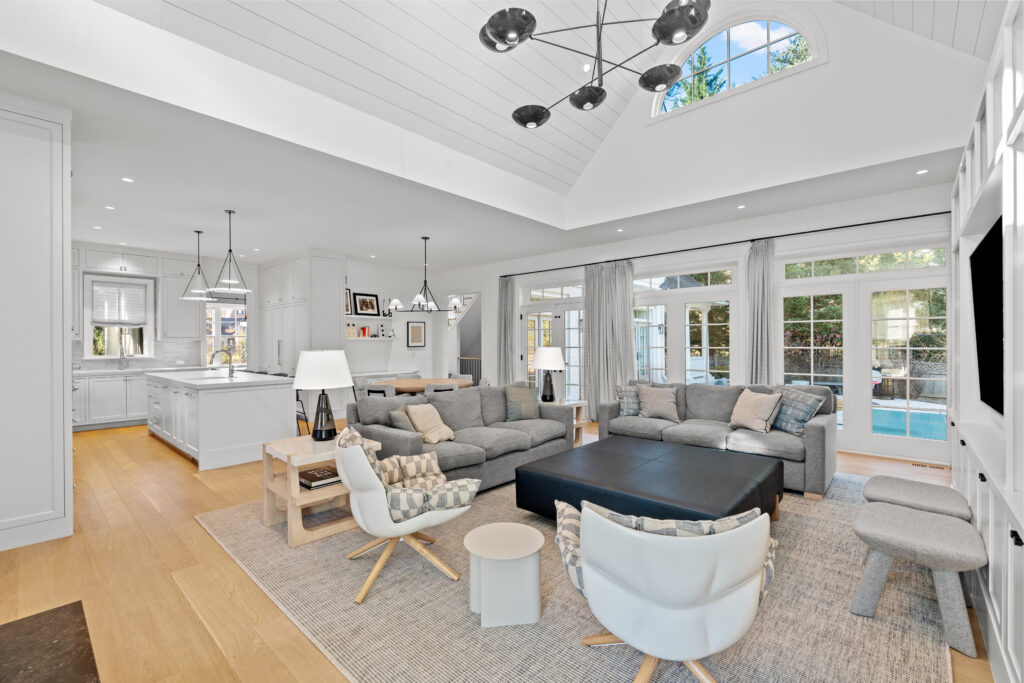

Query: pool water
872 409 947 441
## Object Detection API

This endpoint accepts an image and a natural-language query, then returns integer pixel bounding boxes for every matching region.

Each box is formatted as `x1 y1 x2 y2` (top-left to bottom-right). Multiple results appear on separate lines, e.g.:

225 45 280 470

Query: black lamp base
312 390 337 441
541 370 555 403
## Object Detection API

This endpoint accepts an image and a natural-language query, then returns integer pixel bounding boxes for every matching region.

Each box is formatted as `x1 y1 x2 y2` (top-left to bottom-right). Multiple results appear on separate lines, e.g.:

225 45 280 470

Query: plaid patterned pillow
554 500 584 596
405 474 446 490
425 478 481 511
386 487 427 522
772 388 826 435
377 455 404 487
615 385 640 417
399 452 443 480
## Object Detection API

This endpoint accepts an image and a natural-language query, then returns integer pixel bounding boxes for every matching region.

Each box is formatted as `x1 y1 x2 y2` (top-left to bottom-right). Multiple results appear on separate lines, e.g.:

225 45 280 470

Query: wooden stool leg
404 535 459 581
633 655 659 683
354 538 399 604
581 632 623 646
850 549 894 617
684 660 717 683
769 494 780 521
934 570 977 657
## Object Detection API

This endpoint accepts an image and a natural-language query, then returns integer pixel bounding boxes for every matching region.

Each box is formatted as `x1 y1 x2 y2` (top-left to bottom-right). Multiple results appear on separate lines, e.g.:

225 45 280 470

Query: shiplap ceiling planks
835 0 1008 59
98 0 687 193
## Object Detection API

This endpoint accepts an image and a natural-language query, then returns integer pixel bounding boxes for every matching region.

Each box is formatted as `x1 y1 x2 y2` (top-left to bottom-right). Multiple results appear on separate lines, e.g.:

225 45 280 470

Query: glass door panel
524 311 553 388
564 309 584 401
634 304 667 383
783 293 844 427
685 301 731 384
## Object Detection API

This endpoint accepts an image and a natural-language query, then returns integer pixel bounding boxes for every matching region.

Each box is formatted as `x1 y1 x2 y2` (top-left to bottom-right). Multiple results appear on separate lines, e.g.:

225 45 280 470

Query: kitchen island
146 370 295 470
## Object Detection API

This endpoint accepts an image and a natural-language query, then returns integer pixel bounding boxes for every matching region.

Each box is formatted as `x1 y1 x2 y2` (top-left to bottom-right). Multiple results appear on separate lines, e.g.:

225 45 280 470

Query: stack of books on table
299 466 342 490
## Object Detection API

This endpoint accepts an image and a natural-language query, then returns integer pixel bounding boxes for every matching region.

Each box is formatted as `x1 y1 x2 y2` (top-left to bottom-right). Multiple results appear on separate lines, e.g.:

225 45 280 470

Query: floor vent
911 462 947 470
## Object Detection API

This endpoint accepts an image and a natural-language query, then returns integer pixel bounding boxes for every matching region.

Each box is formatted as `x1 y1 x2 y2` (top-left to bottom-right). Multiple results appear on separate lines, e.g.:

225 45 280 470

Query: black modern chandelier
480 0 711 128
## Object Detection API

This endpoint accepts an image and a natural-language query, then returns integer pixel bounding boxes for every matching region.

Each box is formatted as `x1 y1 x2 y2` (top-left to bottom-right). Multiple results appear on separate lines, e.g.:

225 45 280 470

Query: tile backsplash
72 338 202 371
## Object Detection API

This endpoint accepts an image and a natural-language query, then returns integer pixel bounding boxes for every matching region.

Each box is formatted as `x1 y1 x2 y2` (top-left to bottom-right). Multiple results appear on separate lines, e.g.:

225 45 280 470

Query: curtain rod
500 210 951 279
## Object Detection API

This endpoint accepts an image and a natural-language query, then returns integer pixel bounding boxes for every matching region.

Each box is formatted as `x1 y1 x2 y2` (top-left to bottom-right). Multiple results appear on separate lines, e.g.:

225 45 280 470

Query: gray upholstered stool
862 475 972 521
851 502 988 657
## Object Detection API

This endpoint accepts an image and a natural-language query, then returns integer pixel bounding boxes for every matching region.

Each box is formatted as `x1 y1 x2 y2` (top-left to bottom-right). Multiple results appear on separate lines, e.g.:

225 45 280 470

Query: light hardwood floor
0 424 993 682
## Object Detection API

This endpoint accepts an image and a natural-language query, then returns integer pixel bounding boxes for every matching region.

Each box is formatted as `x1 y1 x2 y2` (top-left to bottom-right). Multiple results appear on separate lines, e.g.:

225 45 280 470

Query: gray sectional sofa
346 386 574 491
598 381 837 496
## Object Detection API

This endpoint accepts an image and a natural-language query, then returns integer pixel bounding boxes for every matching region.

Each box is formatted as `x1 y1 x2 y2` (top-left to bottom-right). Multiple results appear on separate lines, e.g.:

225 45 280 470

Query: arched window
660 20 811 114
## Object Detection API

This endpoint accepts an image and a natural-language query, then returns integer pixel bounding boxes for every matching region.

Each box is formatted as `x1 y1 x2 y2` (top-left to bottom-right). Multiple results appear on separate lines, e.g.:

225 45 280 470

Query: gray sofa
598 382 837 496
346 385 574 491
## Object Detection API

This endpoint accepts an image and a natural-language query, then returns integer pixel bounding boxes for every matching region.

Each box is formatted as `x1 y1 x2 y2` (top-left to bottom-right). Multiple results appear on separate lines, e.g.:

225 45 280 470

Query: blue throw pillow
615 385 640 416
773 388 826 435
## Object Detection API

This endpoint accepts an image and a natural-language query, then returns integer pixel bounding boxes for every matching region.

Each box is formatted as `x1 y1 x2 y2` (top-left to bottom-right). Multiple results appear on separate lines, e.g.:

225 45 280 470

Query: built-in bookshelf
345 314 395 342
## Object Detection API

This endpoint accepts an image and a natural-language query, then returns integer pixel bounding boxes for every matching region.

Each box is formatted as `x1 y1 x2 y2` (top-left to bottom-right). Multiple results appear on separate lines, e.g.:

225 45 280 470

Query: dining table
370 377 473 394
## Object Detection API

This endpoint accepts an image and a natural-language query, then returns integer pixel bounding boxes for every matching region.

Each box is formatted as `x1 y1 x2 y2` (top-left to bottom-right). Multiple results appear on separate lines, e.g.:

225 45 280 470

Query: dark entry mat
0 601 100 682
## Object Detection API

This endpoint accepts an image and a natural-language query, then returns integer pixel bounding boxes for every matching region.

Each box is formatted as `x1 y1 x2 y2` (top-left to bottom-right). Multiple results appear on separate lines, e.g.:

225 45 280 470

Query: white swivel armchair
335 445 470 604
579 506 770 683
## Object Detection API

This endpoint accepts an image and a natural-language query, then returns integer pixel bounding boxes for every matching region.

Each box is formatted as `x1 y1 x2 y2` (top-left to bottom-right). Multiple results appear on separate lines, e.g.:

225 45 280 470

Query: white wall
345 259 436 377
565 1 987 228
433 183 953 384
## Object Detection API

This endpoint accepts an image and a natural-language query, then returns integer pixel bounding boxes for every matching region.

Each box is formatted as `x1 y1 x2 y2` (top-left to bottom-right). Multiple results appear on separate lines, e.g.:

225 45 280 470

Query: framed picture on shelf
407 321 426 348
353 292 380 316
345 288 351 315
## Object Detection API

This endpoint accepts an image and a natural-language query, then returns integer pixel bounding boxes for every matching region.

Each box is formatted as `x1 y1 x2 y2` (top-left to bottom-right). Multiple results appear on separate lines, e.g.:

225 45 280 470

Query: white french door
522 306 584 401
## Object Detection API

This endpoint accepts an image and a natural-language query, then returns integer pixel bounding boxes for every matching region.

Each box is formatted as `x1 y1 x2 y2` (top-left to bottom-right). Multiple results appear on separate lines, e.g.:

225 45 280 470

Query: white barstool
464 522 544 628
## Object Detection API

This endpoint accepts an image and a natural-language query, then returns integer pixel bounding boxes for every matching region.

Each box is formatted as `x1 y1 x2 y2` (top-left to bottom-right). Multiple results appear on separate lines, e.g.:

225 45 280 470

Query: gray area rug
197 474 952 682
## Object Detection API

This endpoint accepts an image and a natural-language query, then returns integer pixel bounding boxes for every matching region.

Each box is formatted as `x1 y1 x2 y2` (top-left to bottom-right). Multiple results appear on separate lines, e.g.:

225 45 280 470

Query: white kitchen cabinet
88 376 128 423
261 262 286 305
126 375 148 420
85 248 158 274
147 386 161 431
71 379 86 426
290 257 310 301
162 257 193 277
184 389 199 453
160 275 201 339
71 266 82 340
291 300 311 375
1008 520 1024 681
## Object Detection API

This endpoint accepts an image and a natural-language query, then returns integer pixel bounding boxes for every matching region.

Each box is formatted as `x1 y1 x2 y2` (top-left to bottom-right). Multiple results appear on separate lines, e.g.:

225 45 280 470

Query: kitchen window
85 275 155 358
206 305 247 366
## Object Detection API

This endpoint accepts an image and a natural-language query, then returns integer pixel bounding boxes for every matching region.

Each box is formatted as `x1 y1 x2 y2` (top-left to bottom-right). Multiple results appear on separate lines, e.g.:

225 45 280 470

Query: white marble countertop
145 370 293 390
73 365 204 378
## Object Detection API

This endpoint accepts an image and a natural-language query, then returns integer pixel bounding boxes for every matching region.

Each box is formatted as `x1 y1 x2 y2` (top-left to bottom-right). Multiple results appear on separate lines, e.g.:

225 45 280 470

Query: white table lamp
532 346 565 403
294 350 354 441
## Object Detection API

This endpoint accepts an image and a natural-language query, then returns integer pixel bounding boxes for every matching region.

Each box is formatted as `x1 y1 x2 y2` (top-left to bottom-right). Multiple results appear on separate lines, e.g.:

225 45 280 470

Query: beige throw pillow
405 403 455 444
730 389 784 433
636 383 680 422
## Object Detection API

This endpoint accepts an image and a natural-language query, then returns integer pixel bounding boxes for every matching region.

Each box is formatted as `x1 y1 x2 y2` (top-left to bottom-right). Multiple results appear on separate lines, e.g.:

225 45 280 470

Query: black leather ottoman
515 435 783 521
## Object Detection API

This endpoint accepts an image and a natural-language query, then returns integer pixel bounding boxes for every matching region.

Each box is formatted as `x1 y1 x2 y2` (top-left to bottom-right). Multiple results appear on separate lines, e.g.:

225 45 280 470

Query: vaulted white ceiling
835 0 1007 58
97 0 682 194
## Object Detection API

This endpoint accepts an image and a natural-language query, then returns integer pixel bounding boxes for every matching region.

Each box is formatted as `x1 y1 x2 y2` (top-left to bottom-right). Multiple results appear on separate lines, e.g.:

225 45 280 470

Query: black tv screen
969 216 1003 414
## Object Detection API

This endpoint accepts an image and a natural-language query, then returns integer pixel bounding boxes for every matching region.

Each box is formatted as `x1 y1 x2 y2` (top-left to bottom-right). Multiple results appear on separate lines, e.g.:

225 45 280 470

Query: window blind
91 282 147 326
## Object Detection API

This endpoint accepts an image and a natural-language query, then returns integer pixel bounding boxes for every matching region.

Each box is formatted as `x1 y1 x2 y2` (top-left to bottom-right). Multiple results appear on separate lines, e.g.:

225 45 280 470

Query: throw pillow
386 486 428 522
615 385 640 417
405 474 447 490
377 455 404 487
337 428 385 482
389 406 416 431
505 385 540 421
397 452 446 489
554 500 585 596
405 403 455 444
773 388 827 435
730 389 784 433
425 478 481 510
636 384 680 422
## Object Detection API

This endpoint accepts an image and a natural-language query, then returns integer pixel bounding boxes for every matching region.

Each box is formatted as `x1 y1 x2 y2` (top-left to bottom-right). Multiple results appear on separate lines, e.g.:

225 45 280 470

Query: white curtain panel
583 260 636 421
497 275 517 385
746 238 777 384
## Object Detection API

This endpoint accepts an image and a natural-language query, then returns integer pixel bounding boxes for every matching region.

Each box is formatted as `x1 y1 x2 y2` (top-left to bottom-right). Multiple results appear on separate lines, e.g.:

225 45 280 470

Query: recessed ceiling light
121 177 134 183
737 204 746 209
239 254 246 258
582 63 591 72
92 225 102 230
616 228 624 232
104 205 115 210
370 255 376 258
253 247 260 252
916 169 929 175
119 242 127 246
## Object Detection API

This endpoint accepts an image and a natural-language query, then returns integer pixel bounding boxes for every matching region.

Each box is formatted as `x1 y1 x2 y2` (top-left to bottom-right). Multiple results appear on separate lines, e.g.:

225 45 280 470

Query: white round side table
463 522 545 628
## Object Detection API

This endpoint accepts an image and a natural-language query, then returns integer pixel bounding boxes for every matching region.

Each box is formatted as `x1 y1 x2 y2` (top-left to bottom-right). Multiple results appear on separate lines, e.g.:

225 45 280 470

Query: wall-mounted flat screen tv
969 216 1003 414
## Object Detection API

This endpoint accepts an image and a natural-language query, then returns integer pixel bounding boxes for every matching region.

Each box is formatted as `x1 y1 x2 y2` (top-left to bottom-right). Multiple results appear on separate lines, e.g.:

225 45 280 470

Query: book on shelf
299 465 342 489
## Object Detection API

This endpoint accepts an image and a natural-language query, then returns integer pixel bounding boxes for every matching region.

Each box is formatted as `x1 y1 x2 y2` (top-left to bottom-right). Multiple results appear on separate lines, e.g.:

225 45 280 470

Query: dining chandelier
480 0 711 128
180 229 214 301
210 209 251 295
389 237 462 313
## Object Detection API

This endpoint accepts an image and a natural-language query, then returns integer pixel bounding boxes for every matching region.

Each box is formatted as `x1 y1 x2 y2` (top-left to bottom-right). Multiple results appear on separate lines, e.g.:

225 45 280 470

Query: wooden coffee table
262 434 381 547
372 377 473 394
